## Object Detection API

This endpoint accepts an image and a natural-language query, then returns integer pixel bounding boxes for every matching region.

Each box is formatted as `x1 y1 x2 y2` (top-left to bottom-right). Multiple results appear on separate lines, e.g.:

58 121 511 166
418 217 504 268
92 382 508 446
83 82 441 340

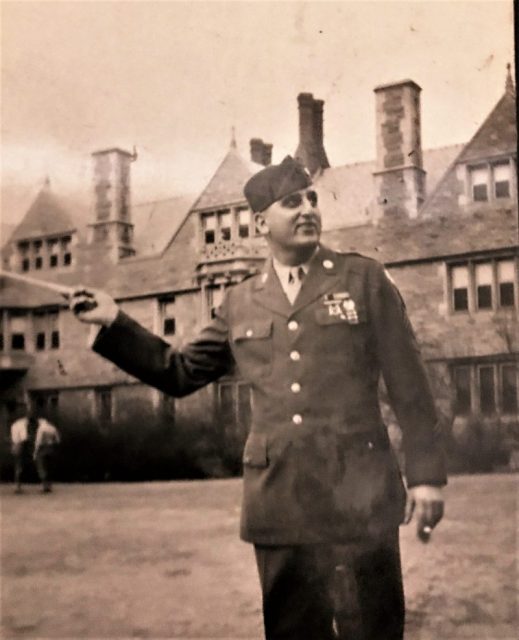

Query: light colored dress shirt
272 259 310 304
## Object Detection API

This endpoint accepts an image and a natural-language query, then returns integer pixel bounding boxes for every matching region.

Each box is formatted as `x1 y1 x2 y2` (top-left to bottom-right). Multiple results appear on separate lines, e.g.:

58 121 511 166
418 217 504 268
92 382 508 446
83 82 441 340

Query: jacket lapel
252 259 292 318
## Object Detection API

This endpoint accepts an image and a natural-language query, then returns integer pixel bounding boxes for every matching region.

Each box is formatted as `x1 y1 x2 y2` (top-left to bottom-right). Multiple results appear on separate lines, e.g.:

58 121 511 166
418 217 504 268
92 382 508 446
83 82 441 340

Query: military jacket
93 246 446 545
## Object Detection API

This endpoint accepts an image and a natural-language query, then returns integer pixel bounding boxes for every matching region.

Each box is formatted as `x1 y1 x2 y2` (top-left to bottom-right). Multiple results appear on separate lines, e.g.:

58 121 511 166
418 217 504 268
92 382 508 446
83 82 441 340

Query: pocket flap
242 433 268 468
233 319 273 341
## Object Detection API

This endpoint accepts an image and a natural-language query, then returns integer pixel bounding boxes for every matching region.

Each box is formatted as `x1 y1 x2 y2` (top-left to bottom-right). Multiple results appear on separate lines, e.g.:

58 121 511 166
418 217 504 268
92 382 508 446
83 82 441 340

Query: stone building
1 71 517 478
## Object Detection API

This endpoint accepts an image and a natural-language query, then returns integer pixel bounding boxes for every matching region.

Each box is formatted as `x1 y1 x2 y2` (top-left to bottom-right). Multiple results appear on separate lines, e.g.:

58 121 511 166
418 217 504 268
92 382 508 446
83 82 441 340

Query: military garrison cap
244 156 312 212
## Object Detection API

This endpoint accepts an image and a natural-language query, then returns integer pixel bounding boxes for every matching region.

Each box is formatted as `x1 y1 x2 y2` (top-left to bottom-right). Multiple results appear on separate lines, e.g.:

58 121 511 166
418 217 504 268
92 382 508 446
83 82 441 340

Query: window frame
451 359 518 418
158 295 176 338
448 255 518 314
467 158 515 204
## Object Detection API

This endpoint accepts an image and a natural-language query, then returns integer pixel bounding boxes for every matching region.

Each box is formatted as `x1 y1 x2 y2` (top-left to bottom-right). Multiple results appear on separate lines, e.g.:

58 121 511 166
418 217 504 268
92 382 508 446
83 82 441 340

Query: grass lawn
1 474 517 639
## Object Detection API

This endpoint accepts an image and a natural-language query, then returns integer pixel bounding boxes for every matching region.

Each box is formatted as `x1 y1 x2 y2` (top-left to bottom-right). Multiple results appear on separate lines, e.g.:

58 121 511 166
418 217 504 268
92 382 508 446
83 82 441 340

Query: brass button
245 329 253 337
367 441 374 450
291 383 301 393
292 414 303 425
288 320 298 331
290 350 300 361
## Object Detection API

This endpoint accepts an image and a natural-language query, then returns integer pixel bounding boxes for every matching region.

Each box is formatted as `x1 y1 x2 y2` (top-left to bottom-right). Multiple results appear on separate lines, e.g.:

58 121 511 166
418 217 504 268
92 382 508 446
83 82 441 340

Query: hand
69 287 119 326
404 485 444 543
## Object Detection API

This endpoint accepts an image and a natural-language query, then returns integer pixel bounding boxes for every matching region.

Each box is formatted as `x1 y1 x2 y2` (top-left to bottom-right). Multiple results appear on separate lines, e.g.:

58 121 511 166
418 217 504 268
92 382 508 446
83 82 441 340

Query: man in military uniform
71 156 446 640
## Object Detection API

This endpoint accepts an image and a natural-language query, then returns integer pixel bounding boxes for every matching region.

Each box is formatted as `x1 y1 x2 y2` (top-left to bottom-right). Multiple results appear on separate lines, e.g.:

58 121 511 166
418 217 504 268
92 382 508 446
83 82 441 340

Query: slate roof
132 194 196 255
192 144 263 211
323 206 518 265
315 144 464 229
9 184 80 242
456 87 516 163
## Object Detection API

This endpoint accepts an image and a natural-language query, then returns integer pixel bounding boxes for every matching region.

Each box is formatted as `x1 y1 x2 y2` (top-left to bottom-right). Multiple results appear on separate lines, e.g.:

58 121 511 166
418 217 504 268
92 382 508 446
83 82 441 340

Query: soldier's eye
280 193 303 208
306 190 318 207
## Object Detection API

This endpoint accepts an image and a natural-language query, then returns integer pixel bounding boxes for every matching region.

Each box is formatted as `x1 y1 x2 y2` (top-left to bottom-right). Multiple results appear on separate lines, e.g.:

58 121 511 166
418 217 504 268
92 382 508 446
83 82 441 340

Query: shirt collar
271 246 318 283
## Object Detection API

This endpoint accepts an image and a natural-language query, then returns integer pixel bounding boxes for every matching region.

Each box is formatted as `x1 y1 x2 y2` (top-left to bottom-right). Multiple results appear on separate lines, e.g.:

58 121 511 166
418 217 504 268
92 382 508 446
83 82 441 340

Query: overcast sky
1 0 515 230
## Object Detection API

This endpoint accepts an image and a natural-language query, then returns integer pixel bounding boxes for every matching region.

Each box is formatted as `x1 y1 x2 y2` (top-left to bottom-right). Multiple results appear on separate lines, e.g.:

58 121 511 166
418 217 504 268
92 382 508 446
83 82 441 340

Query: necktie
286 267 305 303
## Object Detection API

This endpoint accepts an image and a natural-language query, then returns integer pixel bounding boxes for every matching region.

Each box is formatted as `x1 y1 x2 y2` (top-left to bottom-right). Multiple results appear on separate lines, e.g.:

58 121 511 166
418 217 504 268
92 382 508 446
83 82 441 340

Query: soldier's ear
254 212 269 236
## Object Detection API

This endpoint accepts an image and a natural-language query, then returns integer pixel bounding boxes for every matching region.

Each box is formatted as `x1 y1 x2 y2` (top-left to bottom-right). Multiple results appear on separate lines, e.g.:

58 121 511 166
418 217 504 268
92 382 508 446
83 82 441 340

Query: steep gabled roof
192 144 263 211
420 87 517 219
132 194 196 255
456 88 516 163
9 183 79 242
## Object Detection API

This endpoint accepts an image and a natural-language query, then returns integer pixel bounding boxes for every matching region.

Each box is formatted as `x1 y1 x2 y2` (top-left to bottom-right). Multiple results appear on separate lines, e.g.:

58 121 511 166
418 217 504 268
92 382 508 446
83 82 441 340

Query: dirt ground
0 474 517 639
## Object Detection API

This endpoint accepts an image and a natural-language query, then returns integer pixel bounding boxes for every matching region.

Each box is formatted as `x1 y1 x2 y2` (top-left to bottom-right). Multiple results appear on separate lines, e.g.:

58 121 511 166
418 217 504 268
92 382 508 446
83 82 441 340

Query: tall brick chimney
88 147 136 259
294 93 330 175
373 80 425 219
250 138 273 166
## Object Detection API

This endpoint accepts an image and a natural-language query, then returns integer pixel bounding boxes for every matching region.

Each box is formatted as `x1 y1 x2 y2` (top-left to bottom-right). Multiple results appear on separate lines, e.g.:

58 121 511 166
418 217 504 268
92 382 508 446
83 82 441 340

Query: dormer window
202 214 216 244
493 162 511 198
470 166 488 201
34 241 43 270
62 236 72 265
468 160 514 203
218 210 232 241
48 239 59 268
237 207 251 239
200 205 252 247
18 242 30 272
16 235 73 271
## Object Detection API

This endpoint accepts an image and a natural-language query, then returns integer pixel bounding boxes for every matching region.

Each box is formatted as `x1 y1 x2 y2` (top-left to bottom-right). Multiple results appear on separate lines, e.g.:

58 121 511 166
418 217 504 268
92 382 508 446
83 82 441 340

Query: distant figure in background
10 408 60 493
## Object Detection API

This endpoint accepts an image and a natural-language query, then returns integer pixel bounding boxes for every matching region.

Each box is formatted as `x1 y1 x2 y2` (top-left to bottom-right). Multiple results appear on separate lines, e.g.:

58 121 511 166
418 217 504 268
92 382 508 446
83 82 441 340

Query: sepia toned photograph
1 1 517 639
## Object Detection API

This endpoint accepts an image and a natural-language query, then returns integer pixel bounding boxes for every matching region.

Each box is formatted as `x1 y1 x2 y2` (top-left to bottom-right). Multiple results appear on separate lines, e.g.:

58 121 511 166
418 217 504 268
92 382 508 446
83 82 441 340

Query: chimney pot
250 138 272 166
294 93 329 174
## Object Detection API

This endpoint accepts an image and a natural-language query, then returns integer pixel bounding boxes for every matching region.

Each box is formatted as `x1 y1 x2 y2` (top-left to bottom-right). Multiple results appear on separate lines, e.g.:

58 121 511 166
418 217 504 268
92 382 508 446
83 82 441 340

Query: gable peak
505 62 515 95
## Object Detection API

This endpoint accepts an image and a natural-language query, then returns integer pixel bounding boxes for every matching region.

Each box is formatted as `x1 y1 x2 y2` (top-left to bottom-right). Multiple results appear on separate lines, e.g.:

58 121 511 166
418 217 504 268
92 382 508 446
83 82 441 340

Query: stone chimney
312 99 329 169
373 80 425 219
250 138 273 166
88 147 136 260
294 93 330 175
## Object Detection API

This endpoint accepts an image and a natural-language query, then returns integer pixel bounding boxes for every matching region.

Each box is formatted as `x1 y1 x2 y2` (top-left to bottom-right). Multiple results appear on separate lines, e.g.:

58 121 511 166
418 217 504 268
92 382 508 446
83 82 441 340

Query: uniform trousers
254 530 404 640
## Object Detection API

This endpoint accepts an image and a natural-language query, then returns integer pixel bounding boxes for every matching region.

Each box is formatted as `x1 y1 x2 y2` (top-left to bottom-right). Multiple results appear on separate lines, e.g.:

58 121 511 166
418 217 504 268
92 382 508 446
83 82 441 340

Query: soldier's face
259 188 322 252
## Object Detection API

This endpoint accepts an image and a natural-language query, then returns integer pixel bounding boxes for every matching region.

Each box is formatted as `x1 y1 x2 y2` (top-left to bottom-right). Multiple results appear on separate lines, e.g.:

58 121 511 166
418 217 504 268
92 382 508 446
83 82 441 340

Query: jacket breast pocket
231 319 273 381
314 307 369 362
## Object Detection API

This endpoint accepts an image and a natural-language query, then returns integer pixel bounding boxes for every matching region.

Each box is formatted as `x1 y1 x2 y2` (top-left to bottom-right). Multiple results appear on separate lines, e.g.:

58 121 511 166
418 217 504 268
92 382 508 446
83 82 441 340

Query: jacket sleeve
92 300 234 398
368 261 447 488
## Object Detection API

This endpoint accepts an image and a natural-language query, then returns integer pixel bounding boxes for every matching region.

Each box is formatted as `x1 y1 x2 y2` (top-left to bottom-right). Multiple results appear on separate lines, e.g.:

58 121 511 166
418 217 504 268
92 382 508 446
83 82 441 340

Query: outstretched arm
70 287 234 398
